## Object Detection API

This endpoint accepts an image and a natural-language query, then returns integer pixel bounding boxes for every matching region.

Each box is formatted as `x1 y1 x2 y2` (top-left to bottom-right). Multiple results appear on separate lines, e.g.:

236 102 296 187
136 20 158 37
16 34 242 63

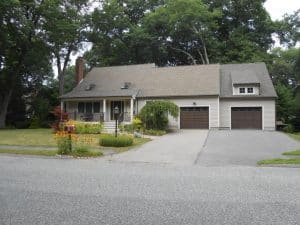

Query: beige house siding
219 98 276 130
137 97 219 129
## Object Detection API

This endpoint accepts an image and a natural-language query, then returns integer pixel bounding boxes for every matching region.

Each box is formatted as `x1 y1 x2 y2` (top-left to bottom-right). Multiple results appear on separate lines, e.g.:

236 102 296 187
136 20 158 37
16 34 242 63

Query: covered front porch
63 98 135 123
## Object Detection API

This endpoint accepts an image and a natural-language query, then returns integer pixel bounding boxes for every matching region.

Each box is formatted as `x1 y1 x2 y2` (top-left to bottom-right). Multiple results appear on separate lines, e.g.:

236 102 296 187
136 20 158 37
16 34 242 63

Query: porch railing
68 111 130 122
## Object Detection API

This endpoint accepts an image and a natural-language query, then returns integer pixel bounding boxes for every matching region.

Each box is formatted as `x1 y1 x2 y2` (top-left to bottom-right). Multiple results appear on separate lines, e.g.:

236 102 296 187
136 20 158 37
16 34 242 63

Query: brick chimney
75 57 84 85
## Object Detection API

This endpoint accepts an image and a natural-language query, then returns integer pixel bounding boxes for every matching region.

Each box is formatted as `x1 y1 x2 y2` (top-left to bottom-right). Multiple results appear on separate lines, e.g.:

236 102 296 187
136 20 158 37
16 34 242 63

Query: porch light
114 106 120 115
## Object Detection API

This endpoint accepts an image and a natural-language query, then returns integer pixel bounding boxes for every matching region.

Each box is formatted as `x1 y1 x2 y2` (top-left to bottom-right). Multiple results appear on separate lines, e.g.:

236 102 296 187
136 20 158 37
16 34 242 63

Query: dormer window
233 86 258 95
239 88 245 94
231 70 260 96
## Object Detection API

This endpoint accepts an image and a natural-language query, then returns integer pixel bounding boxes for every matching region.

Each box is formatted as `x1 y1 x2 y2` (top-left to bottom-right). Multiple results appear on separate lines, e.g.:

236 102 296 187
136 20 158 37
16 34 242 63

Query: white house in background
60 59 277 130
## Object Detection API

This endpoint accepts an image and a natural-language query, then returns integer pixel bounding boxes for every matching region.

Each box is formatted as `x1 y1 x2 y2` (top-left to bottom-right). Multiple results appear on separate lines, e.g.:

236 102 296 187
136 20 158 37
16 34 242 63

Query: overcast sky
264 0 300 20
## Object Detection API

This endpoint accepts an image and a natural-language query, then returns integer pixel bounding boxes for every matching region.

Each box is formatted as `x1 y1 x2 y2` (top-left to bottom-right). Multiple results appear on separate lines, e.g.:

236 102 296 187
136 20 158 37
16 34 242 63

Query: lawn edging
257 148 300 167
282 150 300 156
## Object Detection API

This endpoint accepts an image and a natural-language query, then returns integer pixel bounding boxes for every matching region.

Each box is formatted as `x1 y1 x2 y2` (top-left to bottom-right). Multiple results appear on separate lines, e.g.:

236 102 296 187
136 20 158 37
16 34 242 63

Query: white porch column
130 98 134 122
103 99 106 121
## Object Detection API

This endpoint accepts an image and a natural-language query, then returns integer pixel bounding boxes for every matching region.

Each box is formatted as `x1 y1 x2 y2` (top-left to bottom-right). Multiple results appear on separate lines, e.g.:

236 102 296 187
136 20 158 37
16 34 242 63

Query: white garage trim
229 106 264 129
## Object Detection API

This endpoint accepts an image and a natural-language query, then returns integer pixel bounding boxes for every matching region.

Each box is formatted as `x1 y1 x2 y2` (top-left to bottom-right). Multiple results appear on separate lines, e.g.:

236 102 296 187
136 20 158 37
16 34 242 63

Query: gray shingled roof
231 70 260 85
61 64 220 99
220 63 277 98
61 62 276 100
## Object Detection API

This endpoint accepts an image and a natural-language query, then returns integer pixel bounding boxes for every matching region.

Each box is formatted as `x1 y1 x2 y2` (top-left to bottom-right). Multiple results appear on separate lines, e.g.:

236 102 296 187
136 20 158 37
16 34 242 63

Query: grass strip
0 149 57 156
69 151 103 157
287 133 300 142
0 148 103 158
258 158 300 165
282 150 300 156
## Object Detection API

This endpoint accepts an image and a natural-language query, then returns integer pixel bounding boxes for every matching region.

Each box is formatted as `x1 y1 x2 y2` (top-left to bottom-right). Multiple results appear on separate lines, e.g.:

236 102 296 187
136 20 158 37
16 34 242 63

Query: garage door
180 107 209 129
231 107 262 129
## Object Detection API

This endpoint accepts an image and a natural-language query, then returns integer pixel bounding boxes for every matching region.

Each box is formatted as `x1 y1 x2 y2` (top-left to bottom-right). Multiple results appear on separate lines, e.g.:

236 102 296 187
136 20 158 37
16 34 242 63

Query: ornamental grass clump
55 131 73 155
99 134 133 147
55 130 96 156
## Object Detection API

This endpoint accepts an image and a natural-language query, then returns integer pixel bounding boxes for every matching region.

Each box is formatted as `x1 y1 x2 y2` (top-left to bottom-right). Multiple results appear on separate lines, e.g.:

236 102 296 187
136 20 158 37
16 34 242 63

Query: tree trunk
0 90 13 128
169 46 197 65
58 72 65 96
197 49 205 64
57 45 73 96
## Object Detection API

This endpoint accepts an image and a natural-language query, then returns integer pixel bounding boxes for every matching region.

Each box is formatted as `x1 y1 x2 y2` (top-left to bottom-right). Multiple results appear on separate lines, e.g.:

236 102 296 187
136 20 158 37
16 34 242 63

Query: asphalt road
1 155 300 225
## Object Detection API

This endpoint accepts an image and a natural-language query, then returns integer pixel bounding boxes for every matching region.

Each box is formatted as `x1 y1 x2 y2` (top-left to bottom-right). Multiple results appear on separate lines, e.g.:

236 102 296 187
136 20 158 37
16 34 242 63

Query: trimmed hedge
99 134 133 147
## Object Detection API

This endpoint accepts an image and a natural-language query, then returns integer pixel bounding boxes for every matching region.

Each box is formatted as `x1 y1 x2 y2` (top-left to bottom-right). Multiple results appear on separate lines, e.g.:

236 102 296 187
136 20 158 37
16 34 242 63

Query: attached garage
231 107 262 129
180 107 209 129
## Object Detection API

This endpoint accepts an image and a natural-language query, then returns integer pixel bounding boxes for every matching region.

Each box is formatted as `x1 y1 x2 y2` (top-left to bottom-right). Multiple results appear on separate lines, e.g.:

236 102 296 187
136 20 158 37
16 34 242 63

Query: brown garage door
180 107 209 129
231 107 262 129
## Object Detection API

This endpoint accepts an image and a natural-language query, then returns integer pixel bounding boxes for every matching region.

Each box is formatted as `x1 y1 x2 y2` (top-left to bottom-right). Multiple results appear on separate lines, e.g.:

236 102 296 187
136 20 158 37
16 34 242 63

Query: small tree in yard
50 106 69 132
139 101 179 130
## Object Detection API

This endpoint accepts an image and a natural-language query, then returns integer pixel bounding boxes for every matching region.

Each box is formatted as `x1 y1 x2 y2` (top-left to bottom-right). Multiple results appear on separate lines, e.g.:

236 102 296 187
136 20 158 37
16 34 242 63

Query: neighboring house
60 59 277 130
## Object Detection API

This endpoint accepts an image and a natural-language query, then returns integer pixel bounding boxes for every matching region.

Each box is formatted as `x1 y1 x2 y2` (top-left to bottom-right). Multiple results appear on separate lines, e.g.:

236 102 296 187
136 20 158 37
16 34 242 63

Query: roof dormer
231 70 260 96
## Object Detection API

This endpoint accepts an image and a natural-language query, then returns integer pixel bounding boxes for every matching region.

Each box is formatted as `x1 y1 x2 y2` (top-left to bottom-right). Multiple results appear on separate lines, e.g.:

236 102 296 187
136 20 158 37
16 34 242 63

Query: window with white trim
239 88 245 93
78 102 101 113
247 87 253 93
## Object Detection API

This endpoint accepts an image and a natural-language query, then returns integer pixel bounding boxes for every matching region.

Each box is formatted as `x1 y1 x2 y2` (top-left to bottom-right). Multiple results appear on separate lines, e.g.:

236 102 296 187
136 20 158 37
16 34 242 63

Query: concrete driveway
196 130 300 166
106 130 208 165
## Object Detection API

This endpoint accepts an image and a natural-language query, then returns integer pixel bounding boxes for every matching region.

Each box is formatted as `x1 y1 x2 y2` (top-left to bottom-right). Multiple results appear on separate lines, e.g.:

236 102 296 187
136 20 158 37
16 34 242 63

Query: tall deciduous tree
275 83 294 123
142 0 221 65
203 0 274 63
42 0 91 96
269 47 300 90
0 0 52 128
275 9 300 48
85 0 164 67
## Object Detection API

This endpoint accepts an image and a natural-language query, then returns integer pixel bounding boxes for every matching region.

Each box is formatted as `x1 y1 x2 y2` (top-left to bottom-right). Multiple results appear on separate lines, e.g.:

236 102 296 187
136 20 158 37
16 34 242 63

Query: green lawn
0 149 57 156
0 129 150 148
0 148 103 157
287 133 300 142
0 128 151 157
258 158 300 165
282 150 300 156
0 129 57 146
258 148 300 165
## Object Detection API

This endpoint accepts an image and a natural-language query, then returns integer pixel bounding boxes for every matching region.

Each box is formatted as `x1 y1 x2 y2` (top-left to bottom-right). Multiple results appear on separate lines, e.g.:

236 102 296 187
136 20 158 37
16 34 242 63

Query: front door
110 101 124 120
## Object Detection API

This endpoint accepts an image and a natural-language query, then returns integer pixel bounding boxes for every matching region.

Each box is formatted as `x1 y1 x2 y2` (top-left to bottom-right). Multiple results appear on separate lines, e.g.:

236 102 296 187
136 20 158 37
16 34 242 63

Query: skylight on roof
121 82 131 89
85 84 96 91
